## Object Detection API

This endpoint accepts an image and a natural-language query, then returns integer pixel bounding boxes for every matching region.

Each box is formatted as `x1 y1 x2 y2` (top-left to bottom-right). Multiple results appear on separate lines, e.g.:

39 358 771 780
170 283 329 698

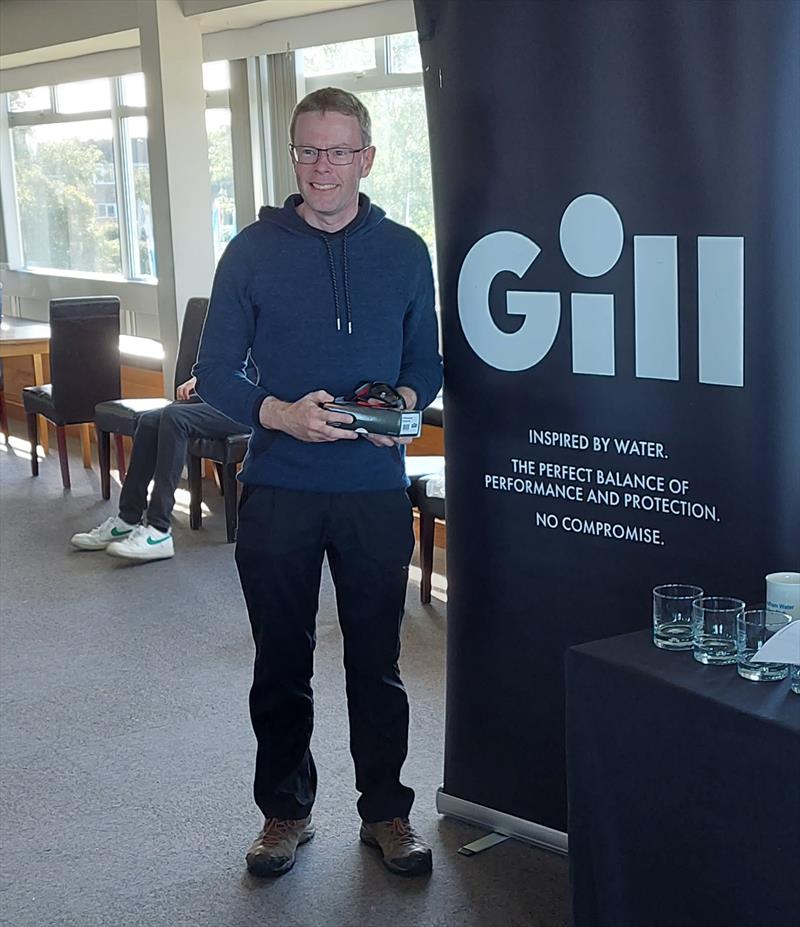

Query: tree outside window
12 120 122 274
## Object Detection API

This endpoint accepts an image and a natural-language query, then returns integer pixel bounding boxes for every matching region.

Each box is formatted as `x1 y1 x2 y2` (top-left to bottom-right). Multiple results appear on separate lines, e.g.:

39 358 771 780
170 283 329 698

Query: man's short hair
289 87 372 147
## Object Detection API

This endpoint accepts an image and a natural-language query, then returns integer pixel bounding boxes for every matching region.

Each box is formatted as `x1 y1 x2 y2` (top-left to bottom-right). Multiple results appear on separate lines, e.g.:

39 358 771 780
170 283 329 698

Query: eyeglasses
289 144 370 166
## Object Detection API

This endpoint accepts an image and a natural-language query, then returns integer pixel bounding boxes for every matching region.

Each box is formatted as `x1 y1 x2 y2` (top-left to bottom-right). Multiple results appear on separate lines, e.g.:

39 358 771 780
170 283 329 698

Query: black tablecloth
566 629 800 927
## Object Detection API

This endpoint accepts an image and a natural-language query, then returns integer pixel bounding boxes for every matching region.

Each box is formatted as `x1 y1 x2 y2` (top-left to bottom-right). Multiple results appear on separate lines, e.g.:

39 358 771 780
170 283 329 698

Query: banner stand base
436 787 569 856
458 832 510 857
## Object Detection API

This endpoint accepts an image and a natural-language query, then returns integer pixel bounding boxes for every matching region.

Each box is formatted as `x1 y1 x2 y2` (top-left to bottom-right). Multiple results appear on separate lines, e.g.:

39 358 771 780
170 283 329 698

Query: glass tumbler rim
739 606 794 625
653 583 705 599
693 595 746 612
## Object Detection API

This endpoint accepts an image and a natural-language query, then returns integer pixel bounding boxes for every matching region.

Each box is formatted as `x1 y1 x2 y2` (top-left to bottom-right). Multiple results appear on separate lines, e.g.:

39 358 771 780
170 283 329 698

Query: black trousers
118 402 243 532
235 486 416 823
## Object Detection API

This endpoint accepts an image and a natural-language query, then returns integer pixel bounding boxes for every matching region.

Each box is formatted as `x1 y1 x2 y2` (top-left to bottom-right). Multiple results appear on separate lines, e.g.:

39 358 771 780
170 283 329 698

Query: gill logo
457 194 744 386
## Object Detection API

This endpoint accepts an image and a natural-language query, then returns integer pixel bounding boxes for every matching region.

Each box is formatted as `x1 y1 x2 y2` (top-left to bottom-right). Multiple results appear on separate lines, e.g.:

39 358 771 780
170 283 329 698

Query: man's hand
176 377 197 401
258 390 359 443
396 386 417 412
361 385 418 447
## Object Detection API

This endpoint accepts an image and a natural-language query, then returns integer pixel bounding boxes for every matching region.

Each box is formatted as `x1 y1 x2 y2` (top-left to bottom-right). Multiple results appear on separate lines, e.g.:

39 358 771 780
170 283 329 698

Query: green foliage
207 126 234 188
12 128 121 273
359 88 435 257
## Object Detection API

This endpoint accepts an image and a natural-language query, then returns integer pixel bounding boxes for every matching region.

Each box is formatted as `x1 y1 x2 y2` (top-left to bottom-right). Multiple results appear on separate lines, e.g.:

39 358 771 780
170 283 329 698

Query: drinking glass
736 609 791 681
692 596 745 665
653 584 704 650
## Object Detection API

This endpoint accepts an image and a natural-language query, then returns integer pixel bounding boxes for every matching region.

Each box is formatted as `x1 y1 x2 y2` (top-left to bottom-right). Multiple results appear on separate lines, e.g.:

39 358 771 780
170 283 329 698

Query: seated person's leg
76 402 248 561
144 401 247 533
118 409 164 526
70 409 163 551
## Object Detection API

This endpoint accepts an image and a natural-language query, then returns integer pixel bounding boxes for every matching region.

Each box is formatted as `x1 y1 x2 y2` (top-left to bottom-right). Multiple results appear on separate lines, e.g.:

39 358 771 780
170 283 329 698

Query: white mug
766 572 800 619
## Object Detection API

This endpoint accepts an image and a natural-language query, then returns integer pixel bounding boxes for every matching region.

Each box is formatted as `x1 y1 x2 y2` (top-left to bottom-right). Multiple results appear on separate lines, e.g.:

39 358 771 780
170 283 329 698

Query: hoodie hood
257 193 385 237
257 194 385 333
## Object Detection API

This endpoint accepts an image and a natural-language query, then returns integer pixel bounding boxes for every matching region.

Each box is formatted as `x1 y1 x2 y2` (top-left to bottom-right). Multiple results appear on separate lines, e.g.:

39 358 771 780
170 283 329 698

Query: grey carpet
0 433 568 927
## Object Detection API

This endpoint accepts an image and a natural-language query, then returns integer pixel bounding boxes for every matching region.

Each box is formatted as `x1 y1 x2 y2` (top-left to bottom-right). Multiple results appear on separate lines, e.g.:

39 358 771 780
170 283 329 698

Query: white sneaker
71 515 138 551
106 524 175 561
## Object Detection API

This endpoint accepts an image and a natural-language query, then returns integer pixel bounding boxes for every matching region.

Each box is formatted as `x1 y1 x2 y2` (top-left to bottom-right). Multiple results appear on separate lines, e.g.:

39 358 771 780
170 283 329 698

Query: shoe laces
258 818 292 848
390 817 418 847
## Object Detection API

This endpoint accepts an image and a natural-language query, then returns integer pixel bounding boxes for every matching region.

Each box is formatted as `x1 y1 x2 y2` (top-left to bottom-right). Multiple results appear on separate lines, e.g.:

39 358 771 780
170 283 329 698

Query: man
70 378 247 561
194 87 442 878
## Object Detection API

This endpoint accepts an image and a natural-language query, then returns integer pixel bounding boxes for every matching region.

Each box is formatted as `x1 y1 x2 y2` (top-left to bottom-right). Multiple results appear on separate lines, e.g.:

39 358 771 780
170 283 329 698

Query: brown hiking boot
245 815 315 877
360 817 433 876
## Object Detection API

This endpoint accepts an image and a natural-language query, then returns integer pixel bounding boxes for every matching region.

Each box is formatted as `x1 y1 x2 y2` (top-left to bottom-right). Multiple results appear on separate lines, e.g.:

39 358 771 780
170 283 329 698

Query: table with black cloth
566 629 800 927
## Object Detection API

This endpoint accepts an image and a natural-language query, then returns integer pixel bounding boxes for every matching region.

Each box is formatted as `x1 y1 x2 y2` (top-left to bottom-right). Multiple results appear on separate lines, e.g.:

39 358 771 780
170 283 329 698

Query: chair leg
114 435 127 482
222 464 238 543
419 511 435 604
56 425 71 490
188 453 203 530
97 427 111 500
80 423 92 469
214 462 225 496
0 390 9 437
26 413 39 476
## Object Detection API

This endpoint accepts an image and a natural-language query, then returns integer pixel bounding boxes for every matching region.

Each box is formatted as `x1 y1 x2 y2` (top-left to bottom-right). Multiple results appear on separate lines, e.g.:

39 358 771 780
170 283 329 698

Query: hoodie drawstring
342 234 353 334
321 233 353 335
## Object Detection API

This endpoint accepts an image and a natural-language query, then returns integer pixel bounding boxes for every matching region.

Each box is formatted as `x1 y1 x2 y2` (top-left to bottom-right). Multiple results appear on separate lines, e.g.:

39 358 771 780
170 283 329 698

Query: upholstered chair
22 297 121 490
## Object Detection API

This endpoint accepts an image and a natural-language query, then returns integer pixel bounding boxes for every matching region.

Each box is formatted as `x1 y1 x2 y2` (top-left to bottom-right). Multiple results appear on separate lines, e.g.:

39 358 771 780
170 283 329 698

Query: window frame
299 35 423 95
2 75 149 280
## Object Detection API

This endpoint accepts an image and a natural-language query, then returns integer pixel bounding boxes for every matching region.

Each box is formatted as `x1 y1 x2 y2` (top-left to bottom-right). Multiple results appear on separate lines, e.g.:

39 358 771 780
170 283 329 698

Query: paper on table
750 620 800 664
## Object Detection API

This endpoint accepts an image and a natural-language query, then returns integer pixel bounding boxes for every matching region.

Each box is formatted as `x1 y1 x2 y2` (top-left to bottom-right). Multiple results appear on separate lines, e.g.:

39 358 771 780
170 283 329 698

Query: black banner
415 0 800 834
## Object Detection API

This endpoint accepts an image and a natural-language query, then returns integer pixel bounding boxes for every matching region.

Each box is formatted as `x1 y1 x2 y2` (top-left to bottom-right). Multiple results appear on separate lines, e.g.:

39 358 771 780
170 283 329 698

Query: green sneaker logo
111 527 132 537
146 535 171 546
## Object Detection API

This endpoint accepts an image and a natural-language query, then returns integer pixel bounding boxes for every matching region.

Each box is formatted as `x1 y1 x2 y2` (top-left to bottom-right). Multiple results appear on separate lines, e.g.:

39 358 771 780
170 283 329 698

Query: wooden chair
22 297 121 490
187 432 250 543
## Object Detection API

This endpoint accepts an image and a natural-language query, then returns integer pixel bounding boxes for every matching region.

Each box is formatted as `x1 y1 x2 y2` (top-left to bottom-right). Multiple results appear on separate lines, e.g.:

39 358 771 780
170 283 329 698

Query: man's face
292 110 375 230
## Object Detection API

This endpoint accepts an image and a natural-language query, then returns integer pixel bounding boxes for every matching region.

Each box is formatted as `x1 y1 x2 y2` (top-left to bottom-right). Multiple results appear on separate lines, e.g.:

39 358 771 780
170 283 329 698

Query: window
358 88 434 256
11 118 121 274
204 61 237 262
122 116 156 278
387 33 423 75
299 34 435 261
8 86 51 112
3 75 154 279
302 38 376 77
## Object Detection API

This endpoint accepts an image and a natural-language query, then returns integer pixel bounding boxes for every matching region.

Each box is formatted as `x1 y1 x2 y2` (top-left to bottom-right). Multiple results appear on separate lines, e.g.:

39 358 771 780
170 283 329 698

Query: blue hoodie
194 194 443 492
